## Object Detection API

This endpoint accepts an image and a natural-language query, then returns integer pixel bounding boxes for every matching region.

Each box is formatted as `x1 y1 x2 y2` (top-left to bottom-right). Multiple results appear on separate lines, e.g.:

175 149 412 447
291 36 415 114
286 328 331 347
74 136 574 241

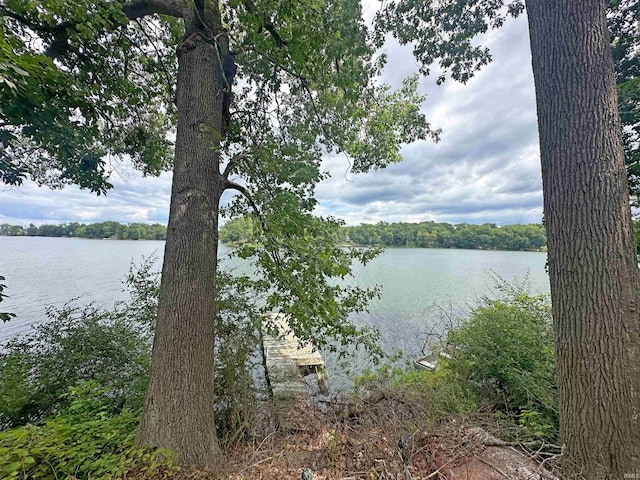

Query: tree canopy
0 0 176 192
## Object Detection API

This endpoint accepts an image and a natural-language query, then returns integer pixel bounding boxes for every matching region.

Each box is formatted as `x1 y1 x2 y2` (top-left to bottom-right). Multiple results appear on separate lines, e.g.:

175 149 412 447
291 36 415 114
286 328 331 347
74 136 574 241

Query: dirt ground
160 395 560 480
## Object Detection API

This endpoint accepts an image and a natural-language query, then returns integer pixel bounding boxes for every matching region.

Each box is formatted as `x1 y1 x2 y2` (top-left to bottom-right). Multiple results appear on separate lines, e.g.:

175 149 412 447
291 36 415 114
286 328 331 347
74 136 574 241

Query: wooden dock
262 313 328 405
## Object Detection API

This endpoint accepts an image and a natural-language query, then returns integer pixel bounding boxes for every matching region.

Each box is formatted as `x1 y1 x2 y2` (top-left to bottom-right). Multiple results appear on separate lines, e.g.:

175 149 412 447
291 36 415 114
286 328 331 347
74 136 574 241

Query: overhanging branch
2 0 184 60
223 180 284 270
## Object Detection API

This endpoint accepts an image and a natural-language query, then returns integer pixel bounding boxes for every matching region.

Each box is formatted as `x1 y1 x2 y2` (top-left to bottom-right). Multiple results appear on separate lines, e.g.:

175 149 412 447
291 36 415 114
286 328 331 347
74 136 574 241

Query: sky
0 13 543 227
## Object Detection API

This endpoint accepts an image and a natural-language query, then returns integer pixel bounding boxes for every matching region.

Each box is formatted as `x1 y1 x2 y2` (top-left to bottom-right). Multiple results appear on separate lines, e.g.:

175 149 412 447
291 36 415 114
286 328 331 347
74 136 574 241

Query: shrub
354 280 558 442
441 282 558 439
0 259 157 428
0 257 265 447
0 260 262 477
0 382 177 480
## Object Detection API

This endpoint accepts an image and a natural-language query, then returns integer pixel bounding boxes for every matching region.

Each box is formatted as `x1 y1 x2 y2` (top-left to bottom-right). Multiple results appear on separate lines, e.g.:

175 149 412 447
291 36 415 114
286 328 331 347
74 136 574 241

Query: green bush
0 257 267 477
0 255 265 468
441 283 558 439
0 382 176 480
0 259 157 428
355 281 559 442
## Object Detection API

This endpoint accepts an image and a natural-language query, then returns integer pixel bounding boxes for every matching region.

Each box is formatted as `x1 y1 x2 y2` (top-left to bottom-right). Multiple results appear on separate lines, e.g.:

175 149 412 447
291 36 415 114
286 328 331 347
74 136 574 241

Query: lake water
0 236 549 372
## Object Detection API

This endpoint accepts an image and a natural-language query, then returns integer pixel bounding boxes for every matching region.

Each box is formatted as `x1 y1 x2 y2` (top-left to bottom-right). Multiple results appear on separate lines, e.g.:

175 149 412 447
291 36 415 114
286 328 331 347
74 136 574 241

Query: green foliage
0 382 177 480
344 221 546 250
0 0 175 192
0 275 15 322
211 269 263 443
375 0 525 84
221 219 547 251
218 0 436 359
354 281 558 441
219 216 258 245
0 255 262 444
0 222 167 240
232 211 383 357
0 258 264 474
0 260 157 428
356 364 478 418
440 282 558 439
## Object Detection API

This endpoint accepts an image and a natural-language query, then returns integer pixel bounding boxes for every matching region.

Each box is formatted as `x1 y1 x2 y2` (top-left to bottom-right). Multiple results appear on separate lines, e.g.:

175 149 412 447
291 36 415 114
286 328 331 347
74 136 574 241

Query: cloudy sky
0 13 542 227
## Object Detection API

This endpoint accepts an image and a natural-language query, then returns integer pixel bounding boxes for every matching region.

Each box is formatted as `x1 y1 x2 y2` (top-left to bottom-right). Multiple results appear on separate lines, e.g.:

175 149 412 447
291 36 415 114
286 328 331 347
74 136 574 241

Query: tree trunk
135 22 228 466
525 1 640 477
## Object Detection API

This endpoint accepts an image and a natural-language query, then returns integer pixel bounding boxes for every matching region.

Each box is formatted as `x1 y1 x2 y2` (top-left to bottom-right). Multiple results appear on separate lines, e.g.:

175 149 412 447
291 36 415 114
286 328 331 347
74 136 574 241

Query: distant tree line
344 221 548 250
218 217 640 255
220 217 549 251
0 222 167 240
350 220 639 254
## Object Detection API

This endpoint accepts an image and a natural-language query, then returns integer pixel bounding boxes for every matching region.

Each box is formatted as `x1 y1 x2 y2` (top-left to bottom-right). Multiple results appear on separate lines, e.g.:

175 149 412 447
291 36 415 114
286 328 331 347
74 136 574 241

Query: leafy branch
0 275 16 322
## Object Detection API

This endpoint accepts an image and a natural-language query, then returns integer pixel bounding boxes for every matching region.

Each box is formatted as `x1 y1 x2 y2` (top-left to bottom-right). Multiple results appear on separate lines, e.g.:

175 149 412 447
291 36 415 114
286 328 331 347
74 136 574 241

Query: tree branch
242 0 287 47
223 180 285 273
223 181 266 231
122 0 184 21
0 6 72 33
222 153 249 179
2 0 183 60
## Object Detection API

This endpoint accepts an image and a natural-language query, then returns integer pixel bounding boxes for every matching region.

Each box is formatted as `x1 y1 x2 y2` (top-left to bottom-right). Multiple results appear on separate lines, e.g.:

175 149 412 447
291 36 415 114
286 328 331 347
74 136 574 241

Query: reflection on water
0 237 549 385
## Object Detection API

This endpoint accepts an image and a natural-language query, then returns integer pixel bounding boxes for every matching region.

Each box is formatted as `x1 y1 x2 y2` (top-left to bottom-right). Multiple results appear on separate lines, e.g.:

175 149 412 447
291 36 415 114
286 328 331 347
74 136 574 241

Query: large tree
1 0 434 466
526 2 640 476
377 0 640 477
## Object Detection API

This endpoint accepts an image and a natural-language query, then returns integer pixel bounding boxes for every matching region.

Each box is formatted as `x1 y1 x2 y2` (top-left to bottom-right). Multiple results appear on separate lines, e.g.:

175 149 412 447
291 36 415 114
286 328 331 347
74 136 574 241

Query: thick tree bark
525 1 640 477
135 13 230 465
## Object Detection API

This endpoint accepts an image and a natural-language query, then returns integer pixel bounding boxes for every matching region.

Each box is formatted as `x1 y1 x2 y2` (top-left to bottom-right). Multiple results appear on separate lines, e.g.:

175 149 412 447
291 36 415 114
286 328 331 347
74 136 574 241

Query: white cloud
316 15 542 226
1 15 542 227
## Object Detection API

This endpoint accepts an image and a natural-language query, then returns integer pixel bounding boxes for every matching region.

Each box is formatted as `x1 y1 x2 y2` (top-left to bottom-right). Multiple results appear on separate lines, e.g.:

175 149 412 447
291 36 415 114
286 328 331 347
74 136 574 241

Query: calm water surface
349 248 549 347
0 237 549 370
1 237 166 339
